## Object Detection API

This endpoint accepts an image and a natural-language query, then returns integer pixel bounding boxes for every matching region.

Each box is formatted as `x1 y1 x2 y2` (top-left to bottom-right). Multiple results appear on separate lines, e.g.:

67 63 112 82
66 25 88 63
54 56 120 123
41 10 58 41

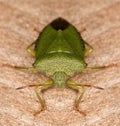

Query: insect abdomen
35 18 85 59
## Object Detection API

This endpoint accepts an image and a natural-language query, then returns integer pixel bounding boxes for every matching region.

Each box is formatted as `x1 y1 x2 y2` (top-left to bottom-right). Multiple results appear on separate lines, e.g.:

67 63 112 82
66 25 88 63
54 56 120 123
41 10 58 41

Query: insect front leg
66 80 104 116
34 80 53 116
16 80 53 116
66 80 86 116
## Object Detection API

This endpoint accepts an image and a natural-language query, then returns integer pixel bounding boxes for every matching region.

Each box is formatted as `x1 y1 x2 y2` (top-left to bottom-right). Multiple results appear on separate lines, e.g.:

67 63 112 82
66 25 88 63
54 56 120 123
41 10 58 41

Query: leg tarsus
34 106 47 116
1 63 15 68
73 106 86 116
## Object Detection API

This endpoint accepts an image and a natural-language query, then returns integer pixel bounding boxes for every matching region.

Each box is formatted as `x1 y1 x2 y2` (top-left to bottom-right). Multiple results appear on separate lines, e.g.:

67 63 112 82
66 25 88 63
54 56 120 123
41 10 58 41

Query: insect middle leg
1 64 38 73
81 64 116 73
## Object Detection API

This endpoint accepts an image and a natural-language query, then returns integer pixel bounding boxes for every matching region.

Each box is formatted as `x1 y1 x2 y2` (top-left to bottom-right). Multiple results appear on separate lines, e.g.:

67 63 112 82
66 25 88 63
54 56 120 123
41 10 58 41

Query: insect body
34 18 86 87
26 18 105 115
3 18 109 115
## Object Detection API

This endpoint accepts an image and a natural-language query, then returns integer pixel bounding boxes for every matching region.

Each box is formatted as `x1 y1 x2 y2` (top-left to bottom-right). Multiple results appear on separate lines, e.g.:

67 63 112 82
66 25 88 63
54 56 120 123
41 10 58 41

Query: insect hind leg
27 41 36 56
84 41 93 57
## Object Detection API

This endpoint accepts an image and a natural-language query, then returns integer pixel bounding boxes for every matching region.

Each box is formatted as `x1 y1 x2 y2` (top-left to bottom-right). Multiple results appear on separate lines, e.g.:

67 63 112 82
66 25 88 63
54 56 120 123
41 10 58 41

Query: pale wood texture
0 0 120 126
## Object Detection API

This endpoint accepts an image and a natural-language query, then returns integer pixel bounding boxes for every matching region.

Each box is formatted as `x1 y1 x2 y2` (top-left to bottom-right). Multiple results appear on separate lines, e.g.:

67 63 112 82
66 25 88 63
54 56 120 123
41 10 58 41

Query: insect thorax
33 52 86 76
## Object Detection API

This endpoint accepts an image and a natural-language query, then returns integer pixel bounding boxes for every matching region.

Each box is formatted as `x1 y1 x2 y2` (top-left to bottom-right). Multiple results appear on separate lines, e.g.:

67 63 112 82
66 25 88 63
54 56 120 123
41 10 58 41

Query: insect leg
84 41 93 56
27 41 36 56
81 64 117 73
1 64 38 73
66 80 86 115
16 80 53 115
66 80 104 115
34 80 53 115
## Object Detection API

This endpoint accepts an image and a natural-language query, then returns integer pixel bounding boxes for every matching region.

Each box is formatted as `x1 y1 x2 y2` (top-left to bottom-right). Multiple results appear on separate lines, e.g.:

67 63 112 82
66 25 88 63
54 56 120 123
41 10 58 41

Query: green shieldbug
2 18 114 116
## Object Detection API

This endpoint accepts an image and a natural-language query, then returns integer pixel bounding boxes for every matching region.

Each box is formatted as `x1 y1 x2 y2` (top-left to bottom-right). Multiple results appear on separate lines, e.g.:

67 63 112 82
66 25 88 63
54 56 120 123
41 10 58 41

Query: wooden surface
0 0 120 126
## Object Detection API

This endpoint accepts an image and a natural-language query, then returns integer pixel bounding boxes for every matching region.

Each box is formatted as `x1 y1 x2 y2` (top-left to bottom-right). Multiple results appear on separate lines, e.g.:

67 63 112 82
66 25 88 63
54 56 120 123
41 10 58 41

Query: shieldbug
2 18 115 116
